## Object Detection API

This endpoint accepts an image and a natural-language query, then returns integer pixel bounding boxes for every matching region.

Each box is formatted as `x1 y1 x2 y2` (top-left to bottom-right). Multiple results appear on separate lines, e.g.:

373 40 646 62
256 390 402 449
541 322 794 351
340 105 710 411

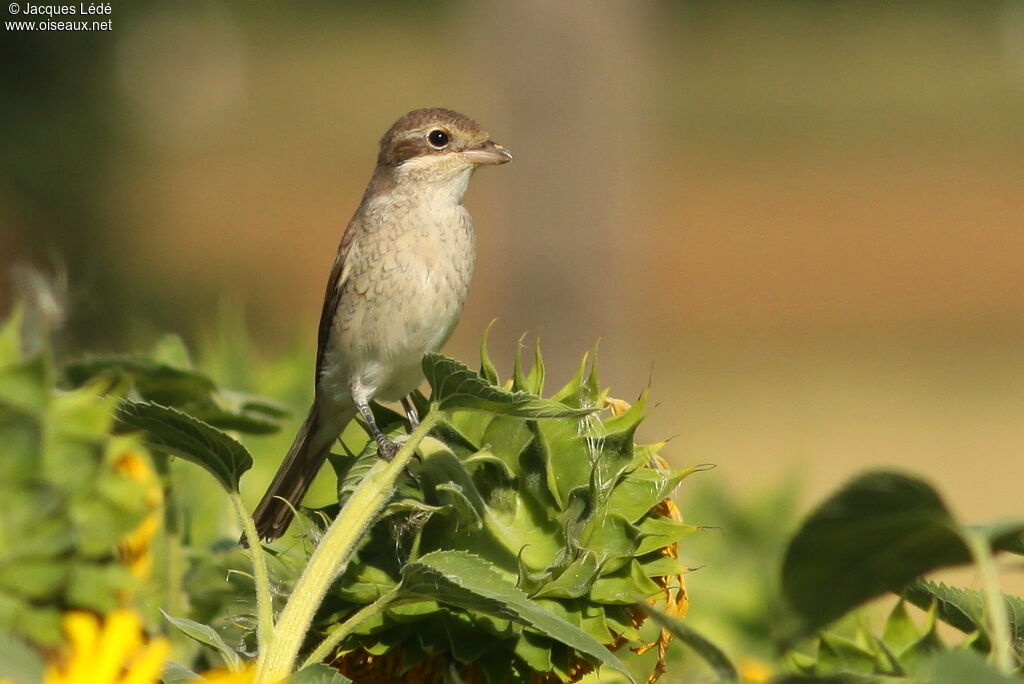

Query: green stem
964 529 1014 674
163 527 185 630
159 461 187 627
256 411 443 683
229 491 275 668
301 587 402 668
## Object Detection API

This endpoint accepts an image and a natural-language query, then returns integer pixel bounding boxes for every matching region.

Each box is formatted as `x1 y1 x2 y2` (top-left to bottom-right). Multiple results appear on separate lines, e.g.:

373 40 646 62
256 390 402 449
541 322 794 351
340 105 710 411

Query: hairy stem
964 529 1014 674
301 587 402 668
229 491 275 668
256 411 443 682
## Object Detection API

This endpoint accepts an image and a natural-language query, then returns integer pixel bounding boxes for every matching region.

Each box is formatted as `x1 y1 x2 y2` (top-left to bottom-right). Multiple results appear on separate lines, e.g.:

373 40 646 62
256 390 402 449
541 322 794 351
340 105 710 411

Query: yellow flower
44 611 169 684
112 450 163 581
738 657 774 683
43 610 258 684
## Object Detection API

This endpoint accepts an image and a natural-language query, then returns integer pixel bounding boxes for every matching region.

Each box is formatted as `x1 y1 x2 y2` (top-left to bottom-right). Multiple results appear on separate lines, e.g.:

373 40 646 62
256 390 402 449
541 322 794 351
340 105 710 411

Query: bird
250 108 512 541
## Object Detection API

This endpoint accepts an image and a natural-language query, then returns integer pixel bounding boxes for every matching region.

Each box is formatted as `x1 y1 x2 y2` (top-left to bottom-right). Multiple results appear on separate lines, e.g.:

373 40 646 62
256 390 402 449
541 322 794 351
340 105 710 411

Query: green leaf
0 561 67 600
0 357 48 415
0 630 45 684
400 550 637 683
639 555 687 578
881 599 923 656
635 516 699 556
512 338 546 395
330 439 377 505
606 467 694 523
9 604 62 648
161 611 242 670
478 321 500 386
531 553 601 600
904 579 1024 653
984 521 1024 556
816 632 880 675
65 564 135 613
50 380 122 438
69 491 143 556
780 470 1016 637
589 560 661 604
998 531 1024 556
117 401 252 492
150 334 193 369
888 600 943 672
187 393 286 434
64 357 285 435
550 352 597 408
0 307 25 367
2 515 73 563
513 336 530 392
526 338 546 395
479 415 533 480
928 650 1020 684
769 676 880 684
462 448 517 481
904 580 981 635
290 663 353 684
436 483 484 529
535 419 592 511
422 354 593 419
442 611 495 664
63 357 215 408
160 662 201 683
222 391 289 420
333 564 398 604
581 514 640 574
642 607 738 682
514 629 553 673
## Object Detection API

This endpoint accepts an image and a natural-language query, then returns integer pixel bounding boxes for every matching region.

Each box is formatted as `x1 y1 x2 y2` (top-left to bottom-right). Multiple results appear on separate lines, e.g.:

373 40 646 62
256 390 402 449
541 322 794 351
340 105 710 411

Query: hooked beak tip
465 141 513 166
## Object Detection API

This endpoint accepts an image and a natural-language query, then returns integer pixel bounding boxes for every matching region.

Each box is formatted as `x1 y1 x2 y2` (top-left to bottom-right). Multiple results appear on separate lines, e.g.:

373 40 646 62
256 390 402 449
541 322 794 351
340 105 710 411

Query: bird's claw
376 437 400 462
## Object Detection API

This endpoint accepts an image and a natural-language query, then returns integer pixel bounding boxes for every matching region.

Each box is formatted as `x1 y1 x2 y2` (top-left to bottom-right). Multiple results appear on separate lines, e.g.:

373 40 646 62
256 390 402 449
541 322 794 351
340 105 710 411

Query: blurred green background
2 0 1022 610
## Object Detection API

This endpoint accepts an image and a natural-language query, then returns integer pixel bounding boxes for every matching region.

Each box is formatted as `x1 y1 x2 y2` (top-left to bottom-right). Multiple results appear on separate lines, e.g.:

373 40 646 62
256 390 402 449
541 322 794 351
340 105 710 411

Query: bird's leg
354 399 399 461
399 396 425 468
401 396 420 430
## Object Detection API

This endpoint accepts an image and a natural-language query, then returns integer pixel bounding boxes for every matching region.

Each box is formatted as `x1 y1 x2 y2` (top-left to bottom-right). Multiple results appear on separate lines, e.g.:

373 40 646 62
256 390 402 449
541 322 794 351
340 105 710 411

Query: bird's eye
427 129 450 149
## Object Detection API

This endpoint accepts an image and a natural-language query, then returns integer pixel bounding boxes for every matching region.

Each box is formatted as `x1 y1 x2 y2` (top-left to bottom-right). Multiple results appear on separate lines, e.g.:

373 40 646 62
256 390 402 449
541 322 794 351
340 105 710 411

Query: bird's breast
322 199 476 400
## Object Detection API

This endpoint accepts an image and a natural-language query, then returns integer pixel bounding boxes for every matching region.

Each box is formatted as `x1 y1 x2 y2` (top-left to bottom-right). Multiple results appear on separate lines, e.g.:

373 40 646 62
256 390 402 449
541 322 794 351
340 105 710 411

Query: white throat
394 157 475 206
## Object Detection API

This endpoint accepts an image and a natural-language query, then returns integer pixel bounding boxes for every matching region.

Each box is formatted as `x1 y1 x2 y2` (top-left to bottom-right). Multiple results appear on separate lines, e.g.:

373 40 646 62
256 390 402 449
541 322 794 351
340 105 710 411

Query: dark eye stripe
381 128 458 165
383 138 424 165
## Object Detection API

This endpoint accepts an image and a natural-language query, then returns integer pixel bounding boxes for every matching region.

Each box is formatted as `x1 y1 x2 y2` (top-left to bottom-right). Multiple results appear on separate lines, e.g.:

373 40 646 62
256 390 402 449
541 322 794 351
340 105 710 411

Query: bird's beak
463 140 513 165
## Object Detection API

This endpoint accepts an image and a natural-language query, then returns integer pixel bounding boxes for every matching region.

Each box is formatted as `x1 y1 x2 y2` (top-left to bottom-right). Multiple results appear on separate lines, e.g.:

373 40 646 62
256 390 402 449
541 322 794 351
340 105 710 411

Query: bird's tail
250 400 353 542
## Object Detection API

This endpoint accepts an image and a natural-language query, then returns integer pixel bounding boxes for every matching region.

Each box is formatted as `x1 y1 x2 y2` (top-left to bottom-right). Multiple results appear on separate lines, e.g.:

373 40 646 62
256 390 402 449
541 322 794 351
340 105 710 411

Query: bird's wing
314 219 358 384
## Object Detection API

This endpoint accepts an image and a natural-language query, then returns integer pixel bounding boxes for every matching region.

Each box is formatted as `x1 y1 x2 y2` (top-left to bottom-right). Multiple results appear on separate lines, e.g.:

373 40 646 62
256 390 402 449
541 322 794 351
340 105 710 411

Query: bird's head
374 108 511 196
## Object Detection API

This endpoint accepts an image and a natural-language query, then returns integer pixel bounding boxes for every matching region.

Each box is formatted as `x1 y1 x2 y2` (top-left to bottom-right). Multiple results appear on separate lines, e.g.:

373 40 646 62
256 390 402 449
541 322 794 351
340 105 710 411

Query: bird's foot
375 435 400 461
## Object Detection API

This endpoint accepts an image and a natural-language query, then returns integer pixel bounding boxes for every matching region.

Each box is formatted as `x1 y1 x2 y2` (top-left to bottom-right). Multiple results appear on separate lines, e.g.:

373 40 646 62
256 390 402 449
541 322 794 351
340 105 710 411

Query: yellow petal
738 658 774 683
119 638 170 684
60 612 101 684
92 610 142 684
42 665 60 684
